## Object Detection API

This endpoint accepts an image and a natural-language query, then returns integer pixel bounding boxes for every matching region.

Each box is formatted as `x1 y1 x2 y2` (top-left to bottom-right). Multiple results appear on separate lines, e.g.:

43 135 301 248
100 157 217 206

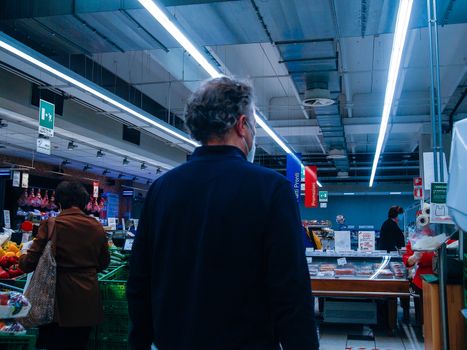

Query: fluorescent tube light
390 192 402 195
369 0 414 187
138 0 221 79
138 0 324 185
343 192 355 196
0 37 199 148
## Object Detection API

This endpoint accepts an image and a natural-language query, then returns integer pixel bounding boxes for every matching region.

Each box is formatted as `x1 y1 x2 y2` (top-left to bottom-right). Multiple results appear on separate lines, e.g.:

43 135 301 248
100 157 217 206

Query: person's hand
408 252 422 266
20 240 33 255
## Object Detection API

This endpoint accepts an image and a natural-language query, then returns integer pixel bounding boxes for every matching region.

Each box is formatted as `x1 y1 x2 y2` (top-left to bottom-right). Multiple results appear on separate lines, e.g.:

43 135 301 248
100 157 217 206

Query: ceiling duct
302 80 335 107
327 149 347 159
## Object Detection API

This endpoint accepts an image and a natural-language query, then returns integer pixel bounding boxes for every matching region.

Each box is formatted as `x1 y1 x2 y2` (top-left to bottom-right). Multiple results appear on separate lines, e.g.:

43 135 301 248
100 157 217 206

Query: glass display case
305 250 407 281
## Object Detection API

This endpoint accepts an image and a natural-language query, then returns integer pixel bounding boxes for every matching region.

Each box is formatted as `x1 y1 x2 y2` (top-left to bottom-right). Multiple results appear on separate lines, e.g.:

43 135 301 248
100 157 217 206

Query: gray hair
184 77 254 144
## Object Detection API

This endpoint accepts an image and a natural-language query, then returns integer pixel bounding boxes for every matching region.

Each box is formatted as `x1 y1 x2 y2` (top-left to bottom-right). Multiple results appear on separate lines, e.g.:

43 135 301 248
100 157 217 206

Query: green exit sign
38 99 55 137
319 191 328 202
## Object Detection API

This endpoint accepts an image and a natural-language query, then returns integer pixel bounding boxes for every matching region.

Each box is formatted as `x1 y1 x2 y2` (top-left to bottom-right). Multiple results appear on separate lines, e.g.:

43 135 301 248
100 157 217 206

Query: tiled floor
316 298 425 350
318 323 424 350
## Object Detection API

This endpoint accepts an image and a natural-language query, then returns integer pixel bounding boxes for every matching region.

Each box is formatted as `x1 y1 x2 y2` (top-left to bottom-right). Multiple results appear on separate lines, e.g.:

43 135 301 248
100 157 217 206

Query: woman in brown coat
19 181 110 350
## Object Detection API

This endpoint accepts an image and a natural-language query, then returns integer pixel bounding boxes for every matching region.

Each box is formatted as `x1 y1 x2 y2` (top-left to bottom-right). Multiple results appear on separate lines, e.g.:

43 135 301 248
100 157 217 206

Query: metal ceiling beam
0 0 241 19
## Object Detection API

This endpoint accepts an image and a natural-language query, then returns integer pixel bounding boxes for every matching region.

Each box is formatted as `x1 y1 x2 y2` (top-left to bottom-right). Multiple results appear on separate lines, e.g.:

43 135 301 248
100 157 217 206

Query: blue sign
286 153 302 202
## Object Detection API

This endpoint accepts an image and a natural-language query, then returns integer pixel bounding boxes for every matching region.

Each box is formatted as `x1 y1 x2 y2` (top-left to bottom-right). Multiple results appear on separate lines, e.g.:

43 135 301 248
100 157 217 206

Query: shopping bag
20 218 57 328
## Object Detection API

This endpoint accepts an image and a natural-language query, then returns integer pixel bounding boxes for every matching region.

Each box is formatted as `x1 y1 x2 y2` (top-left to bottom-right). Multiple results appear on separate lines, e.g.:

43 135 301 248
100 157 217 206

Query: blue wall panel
299 195 416 230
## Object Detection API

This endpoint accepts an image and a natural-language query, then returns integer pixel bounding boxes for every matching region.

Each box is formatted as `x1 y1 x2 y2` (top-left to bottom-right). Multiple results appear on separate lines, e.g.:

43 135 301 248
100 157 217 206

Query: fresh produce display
0 241 24 279
0 292 31 319
0 320 26 335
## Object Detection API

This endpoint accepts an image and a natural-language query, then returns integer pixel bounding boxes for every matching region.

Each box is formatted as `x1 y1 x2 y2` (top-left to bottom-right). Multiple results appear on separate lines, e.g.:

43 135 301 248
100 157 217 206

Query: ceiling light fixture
83 164 91 171
132 176 137 181
369 0 414 187
146 179 152 186
0 34 198 148
140 162 147 170
156 168 161 175
102 169 110 176
67 141 77 150
61 160 70 167
96 149 105 158
139 0 322 187
123 157 130 166
138 0 220 78
118 173 124 179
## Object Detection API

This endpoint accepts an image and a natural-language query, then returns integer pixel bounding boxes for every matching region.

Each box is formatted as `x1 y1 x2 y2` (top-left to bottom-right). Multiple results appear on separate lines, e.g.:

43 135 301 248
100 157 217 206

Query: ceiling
0 0 466 185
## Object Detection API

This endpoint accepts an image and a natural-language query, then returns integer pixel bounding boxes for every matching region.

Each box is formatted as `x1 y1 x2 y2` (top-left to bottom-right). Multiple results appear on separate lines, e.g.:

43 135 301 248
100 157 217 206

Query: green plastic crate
0 334 36 350
96 316 129 343
99 281 126 302
88 338 129 350
102 300 128 316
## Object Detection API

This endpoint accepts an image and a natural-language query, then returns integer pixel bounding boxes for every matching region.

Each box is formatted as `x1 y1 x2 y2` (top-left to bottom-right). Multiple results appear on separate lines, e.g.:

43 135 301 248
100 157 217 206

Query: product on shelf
0 292 30 320
390 262 406 278
334 268 356 276
308 264 319 276
374 269 394 279
319 264 337 272
355 269 374 277
317 271 335 278
0 320 26 335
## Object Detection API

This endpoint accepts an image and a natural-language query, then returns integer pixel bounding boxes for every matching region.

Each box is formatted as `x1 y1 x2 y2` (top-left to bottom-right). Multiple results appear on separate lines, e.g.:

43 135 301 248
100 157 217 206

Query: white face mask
243 120 256 163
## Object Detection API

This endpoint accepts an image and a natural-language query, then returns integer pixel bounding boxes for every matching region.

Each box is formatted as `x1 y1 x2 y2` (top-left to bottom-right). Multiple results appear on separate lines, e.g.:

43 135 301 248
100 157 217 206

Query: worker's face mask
242 119 256 163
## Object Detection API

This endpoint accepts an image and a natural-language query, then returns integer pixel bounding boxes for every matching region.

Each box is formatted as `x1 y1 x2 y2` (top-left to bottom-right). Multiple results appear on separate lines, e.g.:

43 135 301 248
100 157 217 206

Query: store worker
128 77 319 350
378 205 405 252
19 181 110 350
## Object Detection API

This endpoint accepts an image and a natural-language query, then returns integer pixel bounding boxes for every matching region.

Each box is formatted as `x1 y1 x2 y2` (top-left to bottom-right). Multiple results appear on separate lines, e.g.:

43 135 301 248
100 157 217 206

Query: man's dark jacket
127 146 319 350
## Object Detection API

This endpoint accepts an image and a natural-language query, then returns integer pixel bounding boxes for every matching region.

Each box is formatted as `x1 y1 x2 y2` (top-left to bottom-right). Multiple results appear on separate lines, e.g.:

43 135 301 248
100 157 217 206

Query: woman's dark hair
55 181 89 211
388 205 404 219
184 77 255 144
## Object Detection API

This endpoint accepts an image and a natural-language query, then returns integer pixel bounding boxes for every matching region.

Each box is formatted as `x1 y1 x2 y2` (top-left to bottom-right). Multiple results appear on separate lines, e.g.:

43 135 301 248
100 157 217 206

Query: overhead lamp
139 0 323 186
156 168 162 175
369 0 414 187
146 179 152 186
61 159 70 167
0 119 7 128
96 150 105 158
140 162 147 170
0 34 198 148
138 0 220 78
102 169 110 176
132 176 137 181
67 141 77 150
118 173 124 179
123 157 130 166
83 164 92 171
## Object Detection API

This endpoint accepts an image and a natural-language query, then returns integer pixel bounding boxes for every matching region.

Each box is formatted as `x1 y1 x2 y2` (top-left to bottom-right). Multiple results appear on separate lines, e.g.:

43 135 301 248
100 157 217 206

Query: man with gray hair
128 77 319 350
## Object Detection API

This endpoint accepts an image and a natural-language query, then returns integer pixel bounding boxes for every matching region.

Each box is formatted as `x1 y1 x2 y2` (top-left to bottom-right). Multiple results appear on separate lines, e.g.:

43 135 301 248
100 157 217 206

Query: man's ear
234 115 248 138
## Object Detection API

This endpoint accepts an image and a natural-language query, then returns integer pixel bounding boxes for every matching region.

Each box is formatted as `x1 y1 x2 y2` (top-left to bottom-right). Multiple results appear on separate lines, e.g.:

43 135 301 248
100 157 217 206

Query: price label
12 171 20 187
123 238 134 251
305 248 314 255
107 217 117 230
3 210 11 229
21 173 29 188
337 257 347 266
93 182 99 198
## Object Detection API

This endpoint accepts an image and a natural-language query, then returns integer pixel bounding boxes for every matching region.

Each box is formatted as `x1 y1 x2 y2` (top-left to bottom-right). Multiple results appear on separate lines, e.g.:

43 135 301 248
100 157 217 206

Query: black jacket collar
190 145 246 161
